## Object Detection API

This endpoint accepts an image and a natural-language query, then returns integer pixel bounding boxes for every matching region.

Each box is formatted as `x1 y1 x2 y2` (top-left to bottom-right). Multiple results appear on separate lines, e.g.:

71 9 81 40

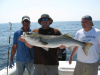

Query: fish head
24 32 40 42
25 32 34 36
24 32 37 37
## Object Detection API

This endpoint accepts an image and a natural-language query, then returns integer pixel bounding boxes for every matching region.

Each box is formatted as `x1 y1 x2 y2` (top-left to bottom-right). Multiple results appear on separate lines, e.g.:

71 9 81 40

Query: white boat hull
0 61 100 75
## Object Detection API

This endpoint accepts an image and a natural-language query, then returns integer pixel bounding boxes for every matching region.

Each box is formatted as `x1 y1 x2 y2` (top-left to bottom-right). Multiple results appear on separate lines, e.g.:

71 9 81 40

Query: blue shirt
13 28 34 62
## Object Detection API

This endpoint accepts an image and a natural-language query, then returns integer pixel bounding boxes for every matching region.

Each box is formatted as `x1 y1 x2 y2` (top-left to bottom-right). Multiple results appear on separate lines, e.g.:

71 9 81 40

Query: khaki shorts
34 64 59 75
74 60 99 75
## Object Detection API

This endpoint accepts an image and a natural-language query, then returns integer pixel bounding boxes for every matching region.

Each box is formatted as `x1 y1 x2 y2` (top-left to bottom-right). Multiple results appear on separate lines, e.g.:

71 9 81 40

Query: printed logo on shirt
80 36 95 42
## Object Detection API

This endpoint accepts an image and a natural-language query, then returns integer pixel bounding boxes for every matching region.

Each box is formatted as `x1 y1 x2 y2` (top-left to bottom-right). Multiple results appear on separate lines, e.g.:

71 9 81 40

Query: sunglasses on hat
41 18 49 21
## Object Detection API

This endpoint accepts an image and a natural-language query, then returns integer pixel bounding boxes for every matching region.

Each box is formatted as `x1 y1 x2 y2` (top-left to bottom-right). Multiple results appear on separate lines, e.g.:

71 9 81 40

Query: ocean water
0 21 100 70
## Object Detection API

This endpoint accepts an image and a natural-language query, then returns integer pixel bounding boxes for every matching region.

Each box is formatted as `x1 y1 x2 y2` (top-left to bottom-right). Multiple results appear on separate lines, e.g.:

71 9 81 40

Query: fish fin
63 33 73 38
83 42 93 56
42 47 49 51
68 46 76 51
40 40 48 45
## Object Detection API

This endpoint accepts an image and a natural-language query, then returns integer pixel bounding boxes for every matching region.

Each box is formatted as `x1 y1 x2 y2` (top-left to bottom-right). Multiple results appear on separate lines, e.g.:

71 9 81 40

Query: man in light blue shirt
9 16 34 75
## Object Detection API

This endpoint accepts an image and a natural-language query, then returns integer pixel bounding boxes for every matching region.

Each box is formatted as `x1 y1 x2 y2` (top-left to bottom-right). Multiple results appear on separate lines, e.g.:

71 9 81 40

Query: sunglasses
41 18 49 21
22 20 30 23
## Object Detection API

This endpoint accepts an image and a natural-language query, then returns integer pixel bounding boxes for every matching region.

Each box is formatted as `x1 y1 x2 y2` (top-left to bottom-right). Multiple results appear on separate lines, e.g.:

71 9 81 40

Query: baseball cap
22 16 30 21
82 15 94 26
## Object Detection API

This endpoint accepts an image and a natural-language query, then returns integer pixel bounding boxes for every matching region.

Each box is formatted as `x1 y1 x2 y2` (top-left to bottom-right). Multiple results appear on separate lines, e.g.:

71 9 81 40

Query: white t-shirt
75 27 100 63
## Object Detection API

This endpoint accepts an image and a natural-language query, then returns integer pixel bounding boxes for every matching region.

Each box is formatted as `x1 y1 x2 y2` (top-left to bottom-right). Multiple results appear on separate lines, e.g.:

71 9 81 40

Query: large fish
21 32 92 55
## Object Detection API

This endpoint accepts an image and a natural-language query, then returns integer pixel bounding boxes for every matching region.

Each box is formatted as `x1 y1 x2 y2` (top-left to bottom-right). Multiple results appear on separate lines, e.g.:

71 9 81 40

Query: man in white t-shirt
69 15 100 75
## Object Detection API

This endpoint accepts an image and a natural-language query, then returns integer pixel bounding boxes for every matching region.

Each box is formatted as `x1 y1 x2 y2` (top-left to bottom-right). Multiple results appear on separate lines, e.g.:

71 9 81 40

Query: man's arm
10 44 17 61
69 46 78 64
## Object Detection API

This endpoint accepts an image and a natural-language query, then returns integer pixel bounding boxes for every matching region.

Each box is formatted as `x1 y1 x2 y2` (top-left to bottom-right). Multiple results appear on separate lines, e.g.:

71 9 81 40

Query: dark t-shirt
32 27 61 65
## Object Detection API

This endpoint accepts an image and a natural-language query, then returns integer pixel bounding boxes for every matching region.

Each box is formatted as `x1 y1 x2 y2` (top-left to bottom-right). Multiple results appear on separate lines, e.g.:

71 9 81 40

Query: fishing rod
7 22 12 75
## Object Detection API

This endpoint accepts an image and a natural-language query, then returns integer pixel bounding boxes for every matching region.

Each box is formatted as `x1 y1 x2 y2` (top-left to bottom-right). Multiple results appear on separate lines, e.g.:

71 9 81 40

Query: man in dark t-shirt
32 14 61 75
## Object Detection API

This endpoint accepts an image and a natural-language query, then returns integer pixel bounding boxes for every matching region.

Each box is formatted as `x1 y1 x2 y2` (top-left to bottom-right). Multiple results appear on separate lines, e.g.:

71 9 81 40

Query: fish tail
83 42 93 56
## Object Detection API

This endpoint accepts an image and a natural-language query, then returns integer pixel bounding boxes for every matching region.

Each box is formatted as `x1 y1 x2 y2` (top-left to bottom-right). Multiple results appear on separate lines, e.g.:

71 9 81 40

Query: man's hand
19 37 33 48
19 36 26 42
69 57 72 64
9 61 14 69
59 45 66 49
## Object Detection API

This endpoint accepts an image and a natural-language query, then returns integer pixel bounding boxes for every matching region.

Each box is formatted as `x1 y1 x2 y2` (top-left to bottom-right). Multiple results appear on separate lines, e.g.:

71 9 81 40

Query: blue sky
0 0 100 23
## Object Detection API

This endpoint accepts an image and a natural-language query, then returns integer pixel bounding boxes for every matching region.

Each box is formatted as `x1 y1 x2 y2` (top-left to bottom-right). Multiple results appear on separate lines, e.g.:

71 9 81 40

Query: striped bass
21 32 92 55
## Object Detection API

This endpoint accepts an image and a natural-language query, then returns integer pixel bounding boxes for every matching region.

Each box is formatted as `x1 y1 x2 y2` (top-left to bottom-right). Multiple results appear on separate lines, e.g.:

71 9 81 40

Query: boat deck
0 61 100 75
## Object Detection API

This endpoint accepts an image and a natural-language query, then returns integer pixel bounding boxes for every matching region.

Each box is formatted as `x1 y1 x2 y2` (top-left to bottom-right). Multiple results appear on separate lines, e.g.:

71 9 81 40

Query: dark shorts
34 64 59 75
74 60 99 75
